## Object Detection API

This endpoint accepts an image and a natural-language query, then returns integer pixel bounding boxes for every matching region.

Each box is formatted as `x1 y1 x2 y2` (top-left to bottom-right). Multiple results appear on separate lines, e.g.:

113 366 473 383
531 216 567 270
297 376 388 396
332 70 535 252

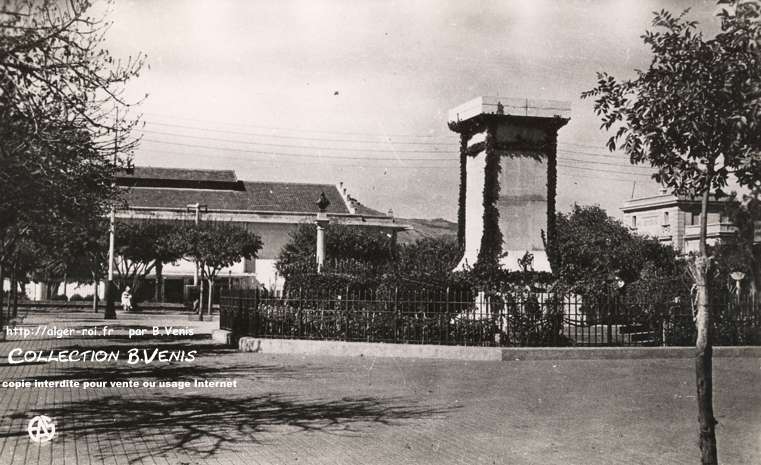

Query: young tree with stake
582 3 761 463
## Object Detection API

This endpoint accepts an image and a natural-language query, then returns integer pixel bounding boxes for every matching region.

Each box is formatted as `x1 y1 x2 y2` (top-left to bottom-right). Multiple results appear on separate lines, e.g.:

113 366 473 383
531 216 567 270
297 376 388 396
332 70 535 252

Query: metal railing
220 287 761 347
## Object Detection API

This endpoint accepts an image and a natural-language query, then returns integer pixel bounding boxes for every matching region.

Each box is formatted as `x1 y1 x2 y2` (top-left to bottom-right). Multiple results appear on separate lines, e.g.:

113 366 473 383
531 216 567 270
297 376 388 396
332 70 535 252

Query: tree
0 0 144 320
113 222 186 308
554 205 684 296
712 191 761 296
582 4 761 462
63 219 109 312
185 223 262 319
393 236 463 282
276 223 395 282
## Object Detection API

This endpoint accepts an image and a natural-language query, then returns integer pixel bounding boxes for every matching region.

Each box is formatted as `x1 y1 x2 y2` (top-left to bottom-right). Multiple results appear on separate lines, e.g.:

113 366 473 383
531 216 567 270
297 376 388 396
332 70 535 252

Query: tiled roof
240 182 348 213
121 167 237 182
353 203 384 216
119 166 397 217
123 181 351 214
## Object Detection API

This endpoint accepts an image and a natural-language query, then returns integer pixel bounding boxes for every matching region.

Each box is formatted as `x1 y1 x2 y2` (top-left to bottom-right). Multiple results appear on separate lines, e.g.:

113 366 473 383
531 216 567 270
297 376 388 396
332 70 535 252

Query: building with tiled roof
114 167 408 299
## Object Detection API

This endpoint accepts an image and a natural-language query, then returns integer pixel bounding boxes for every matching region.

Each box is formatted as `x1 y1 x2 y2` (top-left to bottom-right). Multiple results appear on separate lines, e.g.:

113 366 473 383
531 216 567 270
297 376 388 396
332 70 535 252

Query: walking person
121 286 132 312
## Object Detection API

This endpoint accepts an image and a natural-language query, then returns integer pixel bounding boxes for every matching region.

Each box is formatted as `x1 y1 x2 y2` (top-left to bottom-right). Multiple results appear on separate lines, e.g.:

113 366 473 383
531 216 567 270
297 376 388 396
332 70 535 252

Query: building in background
27 167 408 302
115 167 409 299
621 191 737 253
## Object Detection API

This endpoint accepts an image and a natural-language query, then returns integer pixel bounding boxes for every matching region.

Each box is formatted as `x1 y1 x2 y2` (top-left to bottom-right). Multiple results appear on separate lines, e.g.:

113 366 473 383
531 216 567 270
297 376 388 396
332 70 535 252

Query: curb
238 337 503 361
236 337 761 361
212 329 234 345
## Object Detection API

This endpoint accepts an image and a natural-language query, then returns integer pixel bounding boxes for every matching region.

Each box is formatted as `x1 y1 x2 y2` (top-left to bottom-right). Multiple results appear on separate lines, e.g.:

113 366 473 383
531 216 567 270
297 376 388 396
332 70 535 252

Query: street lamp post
104 111 121 320
608 275 626 346
187 203 206 320
730 271 746 299
103 203 117 319
187 203 207 286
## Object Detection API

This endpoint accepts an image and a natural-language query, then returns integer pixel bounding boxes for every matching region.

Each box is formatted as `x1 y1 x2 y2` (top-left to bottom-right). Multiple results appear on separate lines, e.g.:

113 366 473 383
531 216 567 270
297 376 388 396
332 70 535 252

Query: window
632 216 637 228
244 258 256 273
689 211 700 226
663 211 669 226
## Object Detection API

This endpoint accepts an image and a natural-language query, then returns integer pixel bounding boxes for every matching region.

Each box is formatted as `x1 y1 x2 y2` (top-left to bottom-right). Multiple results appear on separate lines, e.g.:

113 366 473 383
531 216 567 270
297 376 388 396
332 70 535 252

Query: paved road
0 312 759 465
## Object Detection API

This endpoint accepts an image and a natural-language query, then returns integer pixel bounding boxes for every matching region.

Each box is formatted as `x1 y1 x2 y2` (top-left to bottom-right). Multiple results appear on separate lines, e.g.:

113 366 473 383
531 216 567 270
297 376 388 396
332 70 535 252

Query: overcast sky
105 0 722 220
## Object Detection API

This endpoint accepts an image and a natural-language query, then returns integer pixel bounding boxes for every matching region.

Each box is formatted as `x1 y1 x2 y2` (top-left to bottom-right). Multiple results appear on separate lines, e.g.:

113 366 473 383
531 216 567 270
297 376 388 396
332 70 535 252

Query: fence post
236 289 243 337
344 285 350 341
298 287 303 338
607 293 614 346
365 288 370 343
253 287 260 337
444 287 450 346
394 286 399 343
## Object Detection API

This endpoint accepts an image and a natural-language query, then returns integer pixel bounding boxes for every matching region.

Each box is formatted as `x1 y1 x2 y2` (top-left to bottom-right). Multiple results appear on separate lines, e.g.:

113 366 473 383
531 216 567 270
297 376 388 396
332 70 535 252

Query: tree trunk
198 269 205 321
694 186 718 465
45 280 60 299
131 273 143 311
207 277 214 315
62 272 68 300
10 266 18 318
154 262 163 303
92 273 99 312
0 264 5 329
6 266 14 317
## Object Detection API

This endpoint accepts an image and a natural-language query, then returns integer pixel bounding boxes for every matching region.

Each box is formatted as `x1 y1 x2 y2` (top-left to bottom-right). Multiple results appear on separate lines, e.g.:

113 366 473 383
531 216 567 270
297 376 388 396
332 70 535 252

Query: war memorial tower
448 97 571 272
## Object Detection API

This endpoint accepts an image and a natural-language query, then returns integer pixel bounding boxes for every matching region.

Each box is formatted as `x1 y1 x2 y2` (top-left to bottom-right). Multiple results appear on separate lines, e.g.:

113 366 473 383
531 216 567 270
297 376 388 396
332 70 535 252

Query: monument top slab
447 96 571 126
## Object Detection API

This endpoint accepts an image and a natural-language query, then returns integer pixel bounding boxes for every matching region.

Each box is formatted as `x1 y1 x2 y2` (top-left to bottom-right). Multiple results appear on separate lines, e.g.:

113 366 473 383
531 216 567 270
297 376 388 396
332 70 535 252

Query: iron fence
219 287 761 347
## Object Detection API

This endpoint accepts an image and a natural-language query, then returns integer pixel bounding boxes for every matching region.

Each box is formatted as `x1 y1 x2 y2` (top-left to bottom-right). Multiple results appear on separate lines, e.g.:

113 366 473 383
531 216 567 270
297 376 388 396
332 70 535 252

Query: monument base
454 250 551 273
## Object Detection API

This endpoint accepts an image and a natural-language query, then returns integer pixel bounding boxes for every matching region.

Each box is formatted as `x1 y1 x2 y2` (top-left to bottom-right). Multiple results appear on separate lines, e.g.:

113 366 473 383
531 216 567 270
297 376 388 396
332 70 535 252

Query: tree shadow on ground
2 392 451 463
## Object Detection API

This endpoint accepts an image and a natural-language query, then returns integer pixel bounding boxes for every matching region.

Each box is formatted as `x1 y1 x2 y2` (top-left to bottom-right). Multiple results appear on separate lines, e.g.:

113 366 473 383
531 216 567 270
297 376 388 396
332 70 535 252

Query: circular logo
27 415 56 443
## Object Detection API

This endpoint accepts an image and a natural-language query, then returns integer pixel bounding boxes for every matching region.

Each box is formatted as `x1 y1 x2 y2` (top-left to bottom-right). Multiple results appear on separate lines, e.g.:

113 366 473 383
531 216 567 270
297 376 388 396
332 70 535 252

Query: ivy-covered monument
448 97 570 272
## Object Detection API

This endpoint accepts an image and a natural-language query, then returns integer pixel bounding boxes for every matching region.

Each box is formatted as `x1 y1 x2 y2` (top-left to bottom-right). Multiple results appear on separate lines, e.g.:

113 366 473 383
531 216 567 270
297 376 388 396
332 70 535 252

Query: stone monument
448 97 570 272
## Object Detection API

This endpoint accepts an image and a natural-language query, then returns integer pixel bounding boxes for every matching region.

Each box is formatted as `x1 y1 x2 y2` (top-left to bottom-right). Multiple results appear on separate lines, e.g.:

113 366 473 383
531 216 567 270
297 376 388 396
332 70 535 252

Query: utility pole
104 109 119 320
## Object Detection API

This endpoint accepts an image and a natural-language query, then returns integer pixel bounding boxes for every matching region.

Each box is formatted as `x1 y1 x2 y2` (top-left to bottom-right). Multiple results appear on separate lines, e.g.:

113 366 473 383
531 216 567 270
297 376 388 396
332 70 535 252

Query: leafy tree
582 4 761 462
0 0 144 320
712 191 761 296
554 205 684 297
3 216 109 312
113 222 186 308
184 223 262 318
276 223 395 282
395 236 462 279
63 219 110 311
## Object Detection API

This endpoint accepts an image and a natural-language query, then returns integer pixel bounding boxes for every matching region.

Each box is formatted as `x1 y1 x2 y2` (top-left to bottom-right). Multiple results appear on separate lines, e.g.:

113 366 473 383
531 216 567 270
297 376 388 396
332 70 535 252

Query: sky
103 0 723 220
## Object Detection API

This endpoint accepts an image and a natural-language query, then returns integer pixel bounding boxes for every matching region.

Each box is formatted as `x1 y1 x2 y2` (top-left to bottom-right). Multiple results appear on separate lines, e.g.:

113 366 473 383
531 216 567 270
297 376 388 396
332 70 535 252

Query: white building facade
621 192 736 253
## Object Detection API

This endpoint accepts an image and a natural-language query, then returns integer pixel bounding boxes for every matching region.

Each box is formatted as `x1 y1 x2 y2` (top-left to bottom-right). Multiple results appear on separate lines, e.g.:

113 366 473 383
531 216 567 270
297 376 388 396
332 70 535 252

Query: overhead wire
141 128 455 154
138 143 657 178
145 119 623 157
141 147 650 184
143 112 444 139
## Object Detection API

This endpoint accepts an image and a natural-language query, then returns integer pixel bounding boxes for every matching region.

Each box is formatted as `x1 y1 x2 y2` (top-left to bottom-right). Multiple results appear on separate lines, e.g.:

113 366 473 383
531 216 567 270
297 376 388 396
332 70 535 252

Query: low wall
236 337 761 361
238 337 503 361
